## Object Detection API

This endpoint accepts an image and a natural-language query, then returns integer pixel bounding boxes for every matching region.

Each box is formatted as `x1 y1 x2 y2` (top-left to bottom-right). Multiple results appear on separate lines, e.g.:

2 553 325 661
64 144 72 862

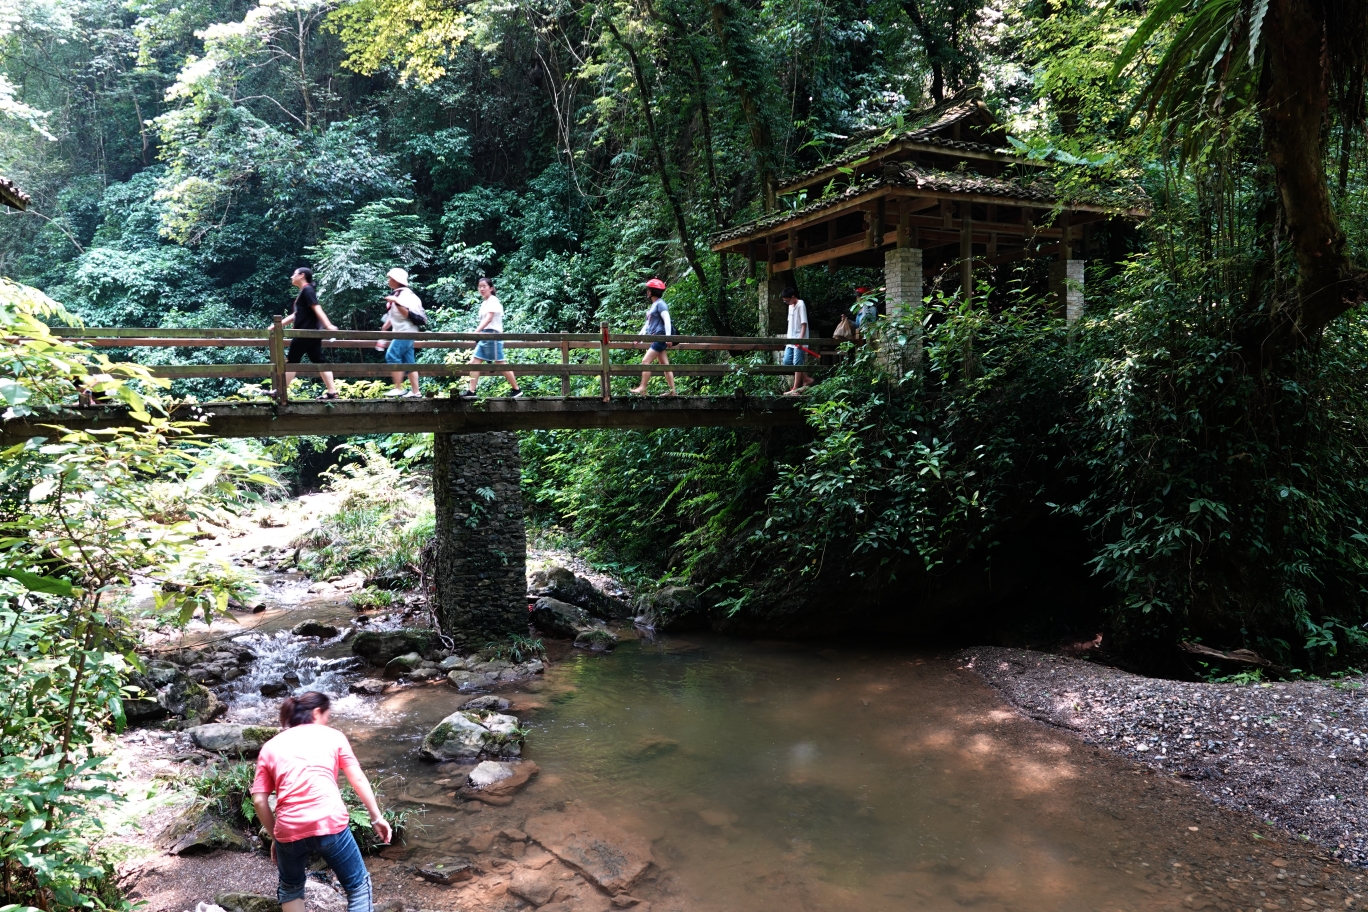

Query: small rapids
220 630 383 725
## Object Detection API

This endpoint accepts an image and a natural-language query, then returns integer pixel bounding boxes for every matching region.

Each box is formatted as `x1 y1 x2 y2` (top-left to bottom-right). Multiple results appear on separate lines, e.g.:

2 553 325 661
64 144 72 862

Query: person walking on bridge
380 268 425 398
279 266 338 401
461 277 522 398
628 278 676 396
781 287 813 396
251 691 390 912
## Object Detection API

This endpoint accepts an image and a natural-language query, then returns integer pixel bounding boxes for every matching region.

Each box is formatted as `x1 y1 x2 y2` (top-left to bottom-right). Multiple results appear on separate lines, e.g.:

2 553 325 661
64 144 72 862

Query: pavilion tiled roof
0 176 30 211
710 163 1148 246
776 88 1013 193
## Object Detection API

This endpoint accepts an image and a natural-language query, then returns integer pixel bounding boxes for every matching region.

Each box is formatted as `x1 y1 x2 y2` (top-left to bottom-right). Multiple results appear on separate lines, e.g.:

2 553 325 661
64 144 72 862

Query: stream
212 630 1284 911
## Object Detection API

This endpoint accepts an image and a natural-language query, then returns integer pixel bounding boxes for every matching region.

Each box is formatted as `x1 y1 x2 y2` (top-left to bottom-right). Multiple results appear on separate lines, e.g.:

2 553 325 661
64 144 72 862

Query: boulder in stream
508 867 560 906
574 628 618 652
352 629 437 667
524 806 653 893
529 563 633 620
187 723 279 756
458 760 540 804
160 672 225 727
415 858 473 885
530 597 589 639
462 695 511 712
639 585 705 632
420 710 523 761
291 619 340 638
447 669 489 691
385 652 424 678
349 678 389 695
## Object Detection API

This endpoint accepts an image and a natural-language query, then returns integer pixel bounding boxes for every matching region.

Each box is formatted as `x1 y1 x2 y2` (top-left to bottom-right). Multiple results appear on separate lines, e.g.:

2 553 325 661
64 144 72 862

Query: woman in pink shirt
251 693 391 912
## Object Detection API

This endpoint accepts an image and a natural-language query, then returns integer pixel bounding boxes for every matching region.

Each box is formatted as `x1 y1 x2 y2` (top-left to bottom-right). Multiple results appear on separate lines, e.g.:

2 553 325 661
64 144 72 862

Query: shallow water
258 635 1301 912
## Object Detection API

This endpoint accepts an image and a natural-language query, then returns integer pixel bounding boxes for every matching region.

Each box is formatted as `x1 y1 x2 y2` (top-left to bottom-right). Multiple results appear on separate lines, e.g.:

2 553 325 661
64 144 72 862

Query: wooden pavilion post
959 211 974 300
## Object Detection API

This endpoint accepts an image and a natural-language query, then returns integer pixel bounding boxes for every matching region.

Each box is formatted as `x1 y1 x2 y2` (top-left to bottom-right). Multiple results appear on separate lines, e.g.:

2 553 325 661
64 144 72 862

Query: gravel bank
961 646 1368 865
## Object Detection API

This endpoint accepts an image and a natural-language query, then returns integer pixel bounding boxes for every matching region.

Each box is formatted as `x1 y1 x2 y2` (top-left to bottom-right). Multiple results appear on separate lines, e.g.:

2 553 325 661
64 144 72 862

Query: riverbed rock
415 858 473 884
352 629 437 667
409 664 443 681
161 674 225 727
161 808 250 855
291 619 340 638
349 678 388 696
508 867 560 906
574 628 618 652
440 655 469 671
447 669 489 691
420 710 523 761
531 597 590 639
524 807 653 893
640 586 704 632
259 681 288 697
187 723 279 756
530 564 633 621
459 760 539 804
215 885 343 912
385 652 424 678
462 695 511 712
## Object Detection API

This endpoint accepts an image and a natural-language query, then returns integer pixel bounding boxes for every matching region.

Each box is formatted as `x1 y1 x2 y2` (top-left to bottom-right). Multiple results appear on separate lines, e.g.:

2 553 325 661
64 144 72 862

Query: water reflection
296 636 1289 911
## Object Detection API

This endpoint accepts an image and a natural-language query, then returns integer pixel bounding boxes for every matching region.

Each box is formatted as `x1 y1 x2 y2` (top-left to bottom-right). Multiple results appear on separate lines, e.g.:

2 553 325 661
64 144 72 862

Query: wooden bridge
2 322 846 441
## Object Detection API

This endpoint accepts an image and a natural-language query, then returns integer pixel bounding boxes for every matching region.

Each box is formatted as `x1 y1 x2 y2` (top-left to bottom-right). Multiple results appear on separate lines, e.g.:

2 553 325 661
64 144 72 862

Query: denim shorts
649 340 668 353
274 828 371 912
473 330 504 361
385 339 415 365
783 344 806 366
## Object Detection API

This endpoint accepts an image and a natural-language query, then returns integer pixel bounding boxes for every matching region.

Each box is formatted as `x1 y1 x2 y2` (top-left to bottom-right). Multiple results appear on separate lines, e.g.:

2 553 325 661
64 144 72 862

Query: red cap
855 287 869 294
646 278 667 291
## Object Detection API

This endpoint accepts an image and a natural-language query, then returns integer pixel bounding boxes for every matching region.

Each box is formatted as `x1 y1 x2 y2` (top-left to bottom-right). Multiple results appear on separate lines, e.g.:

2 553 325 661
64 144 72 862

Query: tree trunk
1258 0 1368 355
603 16 712 300
710 0 778 211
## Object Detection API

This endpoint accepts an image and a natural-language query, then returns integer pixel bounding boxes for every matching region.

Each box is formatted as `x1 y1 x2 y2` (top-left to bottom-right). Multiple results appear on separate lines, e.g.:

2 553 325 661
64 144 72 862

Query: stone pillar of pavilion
884 246 924 366
1049 218 1085 323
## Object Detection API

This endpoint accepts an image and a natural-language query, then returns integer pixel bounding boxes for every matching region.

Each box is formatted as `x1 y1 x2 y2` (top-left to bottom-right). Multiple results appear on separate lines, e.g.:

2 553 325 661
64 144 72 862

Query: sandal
317 392 339 400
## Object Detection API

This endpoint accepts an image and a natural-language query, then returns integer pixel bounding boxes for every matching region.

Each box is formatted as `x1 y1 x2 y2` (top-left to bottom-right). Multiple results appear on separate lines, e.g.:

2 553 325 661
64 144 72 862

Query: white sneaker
403 390 422 398
384 388 405 397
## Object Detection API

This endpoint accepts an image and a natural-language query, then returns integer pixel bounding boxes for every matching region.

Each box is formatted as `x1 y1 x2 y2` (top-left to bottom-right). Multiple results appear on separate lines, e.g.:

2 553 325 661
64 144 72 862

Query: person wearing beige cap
380 267 426 398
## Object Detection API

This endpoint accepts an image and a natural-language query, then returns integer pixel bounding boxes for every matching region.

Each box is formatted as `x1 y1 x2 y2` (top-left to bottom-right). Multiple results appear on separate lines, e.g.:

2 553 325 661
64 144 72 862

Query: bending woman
251 692 391 912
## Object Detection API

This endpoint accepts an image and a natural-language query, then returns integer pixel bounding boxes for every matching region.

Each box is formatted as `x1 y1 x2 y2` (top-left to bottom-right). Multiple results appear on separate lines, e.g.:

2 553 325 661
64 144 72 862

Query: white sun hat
386 267 410 286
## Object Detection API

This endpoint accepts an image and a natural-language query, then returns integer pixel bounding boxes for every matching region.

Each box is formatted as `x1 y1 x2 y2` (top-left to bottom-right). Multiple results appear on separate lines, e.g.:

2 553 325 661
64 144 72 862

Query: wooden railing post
270 316 287 406
599 323 611 402
560 338 570 398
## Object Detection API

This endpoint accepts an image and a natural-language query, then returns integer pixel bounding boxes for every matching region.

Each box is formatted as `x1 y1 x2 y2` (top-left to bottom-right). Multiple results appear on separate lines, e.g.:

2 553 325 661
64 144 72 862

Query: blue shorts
783 345 806 366
473 330 503 361
385 339 415 365
649 340 668 353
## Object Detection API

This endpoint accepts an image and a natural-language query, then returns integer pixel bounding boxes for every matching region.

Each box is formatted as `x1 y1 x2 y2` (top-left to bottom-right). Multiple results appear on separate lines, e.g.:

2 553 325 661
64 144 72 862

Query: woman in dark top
278 267 338 400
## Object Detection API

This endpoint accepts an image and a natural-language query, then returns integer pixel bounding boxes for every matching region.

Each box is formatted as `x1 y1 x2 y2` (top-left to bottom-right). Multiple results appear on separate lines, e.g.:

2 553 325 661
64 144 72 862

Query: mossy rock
352 629 438 667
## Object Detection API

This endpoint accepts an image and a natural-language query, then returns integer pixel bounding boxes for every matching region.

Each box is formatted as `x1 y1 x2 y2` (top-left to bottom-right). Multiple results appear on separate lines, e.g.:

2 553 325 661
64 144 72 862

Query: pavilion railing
56 321 850 406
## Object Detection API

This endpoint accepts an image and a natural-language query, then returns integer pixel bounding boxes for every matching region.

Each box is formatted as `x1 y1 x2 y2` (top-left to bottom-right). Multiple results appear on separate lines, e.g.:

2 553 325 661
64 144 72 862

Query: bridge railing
56 322 853 405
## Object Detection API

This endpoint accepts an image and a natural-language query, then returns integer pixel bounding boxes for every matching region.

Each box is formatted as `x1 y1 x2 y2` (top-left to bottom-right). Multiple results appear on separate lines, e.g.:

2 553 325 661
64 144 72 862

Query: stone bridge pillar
433 432 527 649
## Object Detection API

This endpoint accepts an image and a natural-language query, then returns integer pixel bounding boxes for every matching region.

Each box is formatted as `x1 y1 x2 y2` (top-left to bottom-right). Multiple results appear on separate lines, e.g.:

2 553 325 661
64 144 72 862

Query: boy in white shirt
460 277 522 398
781 287 813 395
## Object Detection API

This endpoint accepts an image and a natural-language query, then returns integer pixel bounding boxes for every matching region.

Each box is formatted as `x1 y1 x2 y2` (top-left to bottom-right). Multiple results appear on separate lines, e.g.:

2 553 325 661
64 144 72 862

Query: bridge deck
1 396 806 442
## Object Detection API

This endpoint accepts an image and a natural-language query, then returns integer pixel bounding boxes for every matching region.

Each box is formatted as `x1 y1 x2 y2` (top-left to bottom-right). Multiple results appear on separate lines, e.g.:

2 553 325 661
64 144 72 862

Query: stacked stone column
432 432 528 649
1049 260 1086 324
884 247 924 366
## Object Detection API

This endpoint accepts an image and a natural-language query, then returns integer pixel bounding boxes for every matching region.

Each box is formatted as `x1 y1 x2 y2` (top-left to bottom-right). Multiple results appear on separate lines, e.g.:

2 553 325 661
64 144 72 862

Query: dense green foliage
5 0 1368 674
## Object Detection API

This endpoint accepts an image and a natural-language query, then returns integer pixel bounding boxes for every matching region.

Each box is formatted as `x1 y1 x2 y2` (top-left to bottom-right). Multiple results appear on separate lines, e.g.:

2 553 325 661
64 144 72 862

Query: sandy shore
961 646 1368 866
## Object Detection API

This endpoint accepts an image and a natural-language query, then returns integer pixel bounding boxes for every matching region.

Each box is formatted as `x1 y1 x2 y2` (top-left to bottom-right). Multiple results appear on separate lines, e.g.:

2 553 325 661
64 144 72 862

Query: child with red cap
629 278 676 396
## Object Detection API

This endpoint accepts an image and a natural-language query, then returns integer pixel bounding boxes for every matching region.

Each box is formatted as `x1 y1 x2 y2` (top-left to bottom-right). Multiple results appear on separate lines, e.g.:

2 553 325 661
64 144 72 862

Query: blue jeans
275 828 372 912
385 339 415 365
473 330 503 361
782 344 806 366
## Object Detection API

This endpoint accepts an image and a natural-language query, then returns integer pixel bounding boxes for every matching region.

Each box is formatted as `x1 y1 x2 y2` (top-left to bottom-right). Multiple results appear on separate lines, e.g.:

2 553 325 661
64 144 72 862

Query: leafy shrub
350 588 397 610
480 635 545 664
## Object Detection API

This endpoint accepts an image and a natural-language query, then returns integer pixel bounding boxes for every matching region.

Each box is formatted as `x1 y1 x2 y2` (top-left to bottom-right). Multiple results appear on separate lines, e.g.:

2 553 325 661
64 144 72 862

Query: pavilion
709 88 1147 351
0 176 30 211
